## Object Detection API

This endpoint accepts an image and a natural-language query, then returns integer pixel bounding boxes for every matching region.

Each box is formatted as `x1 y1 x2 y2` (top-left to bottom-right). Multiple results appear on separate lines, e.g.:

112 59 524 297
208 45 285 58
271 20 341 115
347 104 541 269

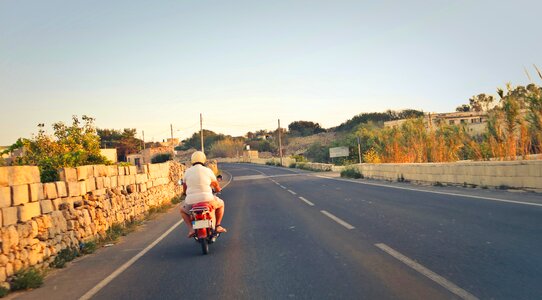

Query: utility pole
142 130 146 150
170 124 174 147
357 136 362 164
200 113 204 153
278 119 283 166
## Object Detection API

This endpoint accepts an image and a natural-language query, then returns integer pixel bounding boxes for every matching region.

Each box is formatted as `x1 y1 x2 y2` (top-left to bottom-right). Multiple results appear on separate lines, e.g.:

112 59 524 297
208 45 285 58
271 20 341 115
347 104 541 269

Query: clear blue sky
1 0 541 145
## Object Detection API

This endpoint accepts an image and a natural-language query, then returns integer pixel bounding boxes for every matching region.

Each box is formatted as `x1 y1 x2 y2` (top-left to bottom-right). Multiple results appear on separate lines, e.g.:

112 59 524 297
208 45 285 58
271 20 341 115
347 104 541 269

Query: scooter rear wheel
201 238 209 255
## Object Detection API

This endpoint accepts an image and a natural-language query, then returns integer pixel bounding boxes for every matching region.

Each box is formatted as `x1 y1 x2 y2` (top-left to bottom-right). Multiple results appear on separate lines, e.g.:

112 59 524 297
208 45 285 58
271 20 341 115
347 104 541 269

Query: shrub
50 248 79 268
340 167 363 179
171 195 183 204
10 268 43 290
151 153 172 164
80 241 97 255
289 162 297 168
0 286 9 297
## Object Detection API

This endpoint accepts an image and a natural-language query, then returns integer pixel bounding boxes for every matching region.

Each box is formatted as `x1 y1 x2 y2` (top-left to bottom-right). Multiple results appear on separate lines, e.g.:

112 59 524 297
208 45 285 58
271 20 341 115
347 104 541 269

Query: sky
1 0 541 145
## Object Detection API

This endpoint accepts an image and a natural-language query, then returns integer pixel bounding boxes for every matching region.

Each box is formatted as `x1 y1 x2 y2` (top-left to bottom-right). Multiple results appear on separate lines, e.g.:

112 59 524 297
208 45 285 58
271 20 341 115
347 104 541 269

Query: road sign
329 146 349 158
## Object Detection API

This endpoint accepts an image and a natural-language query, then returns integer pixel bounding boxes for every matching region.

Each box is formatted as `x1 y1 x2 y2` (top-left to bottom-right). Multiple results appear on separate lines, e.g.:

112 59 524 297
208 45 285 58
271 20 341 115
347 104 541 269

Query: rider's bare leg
180 209 195 237
215 206 226 232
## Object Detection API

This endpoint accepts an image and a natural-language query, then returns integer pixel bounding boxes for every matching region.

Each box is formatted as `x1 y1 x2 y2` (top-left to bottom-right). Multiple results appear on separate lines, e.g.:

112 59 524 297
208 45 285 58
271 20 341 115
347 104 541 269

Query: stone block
43 182 58 199
0 187 11 208
93 165 107 177
18 202 41 222
129 166 137 175
0 168 8 187
136 174 148 184
95 177 104 189
29 183 44 202
110 176 118 188
12 184 30 205
76 166 89 181
91 189 106 197
117 176 125 187
139 183 147 192
7 166 41 185
79 181 87 195
67 181 81 197
40 200 54 214
108 166 118 176
86 178 96 192
59 167 78 182
118 166 125 176
2 207 18 226
103 177 111 188
55 181 68 197
52 198 72 210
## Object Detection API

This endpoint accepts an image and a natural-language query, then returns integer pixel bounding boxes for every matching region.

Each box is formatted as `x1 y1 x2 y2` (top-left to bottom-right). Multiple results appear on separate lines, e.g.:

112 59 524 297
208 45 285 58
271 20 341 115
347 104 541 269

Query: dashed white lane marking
287 190 297 195
375 243 478 300
320 210 355 230
280 185 287 189
79 220 184 300
299 197 315 206
314 175 542 208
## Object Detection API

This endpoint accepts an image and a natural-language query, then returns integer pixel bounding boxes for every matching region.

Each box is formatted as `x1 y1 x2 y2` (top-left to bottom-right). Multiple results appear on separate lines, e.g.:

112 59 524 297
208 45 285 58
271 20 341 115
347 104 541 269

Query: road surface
15 163 542 300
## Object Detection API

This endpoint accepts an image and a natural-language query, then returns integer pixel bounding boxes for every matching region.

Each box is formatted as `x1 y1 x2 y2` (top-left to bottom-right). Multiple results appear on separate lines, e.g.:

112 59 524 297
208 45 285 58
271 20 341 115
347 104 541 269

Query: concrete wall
0 162 184 288
216 157 296 167
349 160 542 189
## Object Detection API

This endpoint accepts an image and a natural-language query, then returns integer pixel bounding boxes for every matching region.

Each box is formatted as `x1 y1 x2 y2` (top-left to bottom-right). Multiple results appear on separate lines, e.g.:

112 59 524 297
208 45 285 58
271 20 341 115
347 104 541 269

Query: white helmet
191 151 206 165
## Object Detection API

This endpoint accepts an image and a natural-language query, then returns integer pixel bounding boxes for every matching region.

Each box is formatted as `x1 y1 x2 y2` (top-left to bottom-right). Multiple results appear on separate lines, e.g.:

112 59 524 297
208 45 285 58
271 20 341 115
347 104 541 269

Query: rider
180 151 227 237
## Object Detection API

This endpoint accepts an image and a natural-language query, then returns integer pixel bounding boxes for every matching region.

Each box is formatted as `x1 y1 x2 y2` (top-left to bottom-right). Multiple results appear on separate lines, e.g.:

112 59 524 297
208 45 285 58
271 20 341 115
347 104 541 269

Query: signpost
329 147 349 158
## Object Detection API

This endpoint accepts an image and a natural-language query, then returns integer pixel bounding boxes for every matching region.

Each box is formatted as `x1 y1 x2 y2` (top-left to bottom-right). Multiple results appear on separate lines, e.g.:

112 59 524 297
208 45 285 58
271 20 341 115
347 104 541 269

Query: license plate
193 220 212 229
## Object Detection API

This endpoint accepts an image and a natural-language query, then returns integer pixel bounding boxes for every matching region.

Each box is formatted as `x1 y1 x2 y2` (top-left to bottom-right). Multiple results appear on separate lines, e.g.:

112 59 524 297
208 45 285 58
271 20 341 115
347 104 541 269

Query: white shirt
184 164 217 205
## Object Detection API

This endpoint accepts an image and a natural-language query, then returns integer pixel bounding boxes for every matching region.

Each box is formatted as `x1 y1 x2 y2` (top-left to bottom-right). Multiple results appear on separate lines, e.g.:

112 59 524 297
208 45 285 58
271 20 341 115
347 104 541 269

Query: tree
97 128 143 161
209 138 245 158
288 121 325 137
17 116 109 182
469 94 495 112
456 104 471 112
179 130 224 152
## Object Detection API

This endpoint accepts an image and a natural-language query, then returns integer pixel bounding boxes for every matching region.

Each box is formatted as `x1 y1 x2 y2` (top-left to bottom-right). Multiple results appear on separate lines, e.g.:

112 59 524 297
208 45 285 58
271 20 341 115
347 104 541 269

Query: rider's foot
215 225 227 233
187 230 196 238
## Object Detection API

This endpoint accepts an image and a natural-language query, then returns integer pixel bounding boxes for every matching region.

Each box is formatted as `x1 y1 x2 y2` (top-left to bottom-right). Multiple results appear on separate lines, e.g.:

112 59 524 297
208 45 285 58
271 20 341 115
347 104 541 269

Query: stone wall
0 161 184 288
350 160 542 190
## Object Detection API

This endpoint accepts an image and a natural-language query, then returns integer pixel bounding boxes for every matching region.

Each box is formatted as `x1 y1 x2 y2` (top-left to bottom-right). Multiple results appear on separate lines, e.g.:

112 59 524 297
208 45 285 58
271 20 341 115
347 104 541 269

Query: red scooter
190 200 220 255
181 175 223 255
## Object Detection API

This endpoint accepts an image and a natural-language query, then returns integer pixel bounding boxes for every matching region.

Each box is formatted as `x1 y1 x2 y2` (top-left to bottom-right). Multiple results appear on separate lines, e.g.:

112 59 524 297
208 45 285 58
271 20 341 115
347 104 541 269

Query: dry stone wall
0 161 185 288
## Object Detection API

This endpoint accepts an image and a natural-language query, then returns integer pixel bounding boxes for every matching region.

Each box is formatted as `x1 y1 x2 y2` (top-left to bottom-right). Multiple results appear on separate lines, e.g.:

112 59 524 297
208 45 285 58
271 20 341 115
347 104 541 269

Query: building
100 148 118 163
384 111 488 136
127 146 174 168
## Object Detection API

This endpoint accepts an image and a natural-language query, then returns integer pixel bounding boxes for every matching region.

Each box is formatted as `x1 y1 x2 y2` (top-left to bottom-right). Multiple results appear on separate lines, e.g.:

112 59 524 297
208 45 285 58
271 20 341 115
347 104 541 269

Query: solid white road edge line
221 170 233 189
320 210 355 230
79 220 183 300
299 197 315 206
375 243 478 300
314 175 542 208
288 190 297 195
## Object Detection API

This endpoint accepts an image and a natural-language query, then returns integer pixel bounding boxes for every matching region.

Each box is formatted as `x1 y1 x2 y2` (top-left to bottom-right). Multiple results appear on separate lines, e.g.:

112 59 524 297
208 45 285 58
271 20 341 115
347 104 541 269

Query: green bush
50 248 79 268
289 162 297 168
151 153 172 164
10 268 43 290
80 241 97 255
0 286 9 297
340 167 363 179
171 195 183 204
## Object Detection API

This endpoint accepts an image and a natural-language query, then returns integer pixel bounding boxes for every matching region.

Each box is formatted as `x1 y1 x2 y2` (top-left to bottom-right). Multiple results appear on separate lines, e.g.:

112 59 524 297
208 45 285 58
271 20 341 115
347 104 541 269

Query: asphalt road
15 163 542 300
